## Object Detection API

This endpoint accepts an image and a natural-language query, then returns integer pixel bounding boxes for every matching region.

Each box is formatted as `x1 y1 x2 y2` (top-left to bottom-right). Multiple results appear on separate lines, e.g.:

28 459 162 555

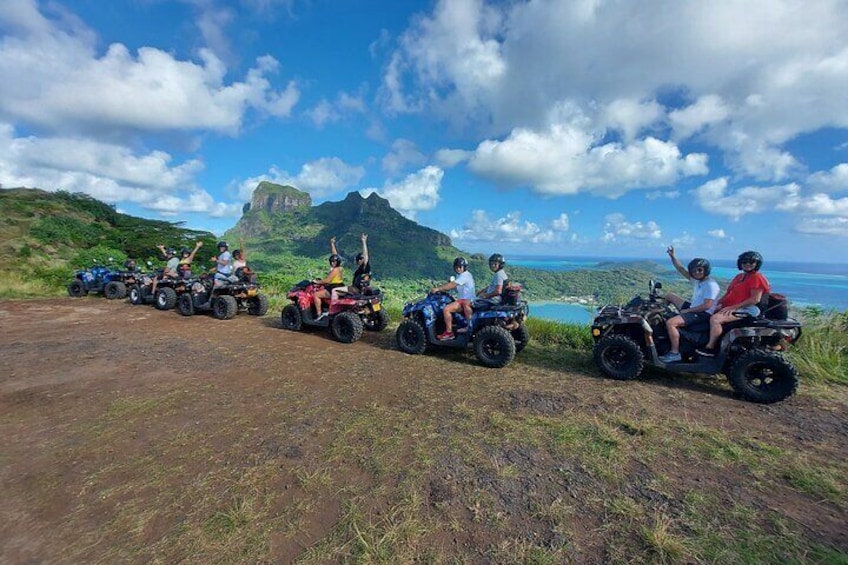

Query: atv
177 273 268 320
591 280 803 404
280 279 387 344
128 270 190 310
395 281 530 368
67 259 127 299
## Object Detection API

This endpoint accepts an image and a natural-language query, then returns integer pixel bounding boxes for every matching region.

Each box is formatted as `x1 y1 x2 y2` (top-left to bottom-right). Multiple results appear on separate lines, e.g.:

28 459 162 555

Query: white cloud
362 165 443 218
794 217 848 237
602 98 664 142
434 148 471 168
602 213 662 241
0 2 300 136
668 95 730 141
551 213 569 231
694 177 800 220
645 190 680 200
450 210 558 243
708 228 727 238
306 90 367 128
234 158 366 201
807 163 848 193
381 139 427 177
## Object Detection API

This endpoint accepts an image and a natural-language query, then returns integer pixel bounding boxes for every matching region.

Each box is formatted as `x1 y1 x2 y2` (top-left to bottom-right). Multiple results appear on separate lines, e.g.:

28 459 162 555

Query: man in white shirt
432 257 476 340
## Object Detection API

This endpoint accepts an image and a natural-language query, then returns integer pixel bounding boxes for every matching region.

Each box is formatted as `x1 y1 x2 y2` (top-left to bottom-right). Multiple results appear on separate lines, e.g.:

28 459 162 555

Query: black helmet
164 247 176 257
124 259 136 269
737 250 763 271
180 247 191 256
453 257 468 270
488 253 505 267
687 258 711 277
329 254 341 266
217 241 228 249
233 249 242 259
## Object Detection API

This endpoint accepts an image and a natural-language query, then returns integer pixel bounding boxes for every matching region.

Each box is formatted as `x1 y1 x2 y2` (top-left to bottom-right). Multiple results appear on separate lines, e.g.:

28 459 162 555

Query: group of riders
661 248 771 362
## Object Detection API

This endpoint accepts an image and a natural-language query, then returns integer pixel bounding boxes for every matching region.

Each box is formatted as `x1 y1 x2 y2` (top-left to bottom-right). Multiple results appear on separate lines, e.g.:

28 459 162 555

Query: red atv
280 279 388 343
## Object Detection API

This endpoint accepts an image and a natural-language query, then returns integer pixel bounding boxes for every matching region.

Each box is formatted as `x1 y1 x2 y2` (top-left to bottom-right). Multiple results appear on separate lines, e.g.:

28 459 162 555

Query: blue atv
396 282 530 368
67 259 127 300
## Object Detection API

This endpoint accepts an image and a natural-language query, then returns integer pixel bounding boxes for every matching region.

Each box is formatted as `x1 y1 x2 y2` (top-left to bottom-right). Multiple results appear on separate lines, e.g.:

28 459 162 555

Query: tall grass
789 310 848 385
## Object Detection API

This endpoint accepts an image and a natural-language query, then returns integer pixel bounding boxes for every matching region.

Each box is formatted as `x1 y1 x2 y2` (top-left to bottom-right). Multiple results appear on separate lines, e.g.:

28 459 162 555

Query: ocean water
515 255 848 323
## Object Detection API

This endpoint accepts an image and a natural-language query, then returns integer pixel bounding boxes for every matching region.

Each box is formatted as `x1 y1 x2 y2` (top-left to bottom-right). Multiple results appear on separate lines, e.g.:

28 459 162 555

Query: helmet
180 247 191 256
124 259 137 269
488 253 505 267
453 257 468 270
328 254 342 266
737 250 763 271
164 247 176 257
687 258 711 277
355 252 364 262
233 249 242 259
217 241 228 249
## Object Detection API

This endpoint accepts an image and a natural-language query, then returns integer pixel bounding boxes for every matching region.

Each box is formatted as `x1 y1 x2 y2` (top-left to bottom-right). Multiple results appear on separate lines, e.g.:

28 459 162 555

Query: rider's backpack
502 281 522 305
761 292 789 320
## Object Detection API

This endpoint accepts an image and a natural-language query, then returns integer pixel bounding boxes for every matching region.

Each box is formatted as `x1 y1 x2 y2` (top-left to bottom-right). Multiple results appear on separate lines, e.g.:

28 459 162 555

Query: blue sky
2 0 848 263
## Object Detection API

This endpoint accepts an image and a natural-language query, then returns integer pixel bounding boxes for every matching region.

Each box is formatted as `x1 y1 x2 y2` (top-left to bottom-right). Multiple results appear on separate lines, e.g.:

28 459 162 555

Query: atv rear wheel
331 311 364 344
68 280 87 297
155 287 177 310
396 319 427 355
247 294 269 316
177 293 195 316
212 295 238 320
728 348 799 404
364 308 389 331
511 323 531 353
129 285 143 305
105 281 127 300
474 325 516 368
593 334 644 380
281 304 303 331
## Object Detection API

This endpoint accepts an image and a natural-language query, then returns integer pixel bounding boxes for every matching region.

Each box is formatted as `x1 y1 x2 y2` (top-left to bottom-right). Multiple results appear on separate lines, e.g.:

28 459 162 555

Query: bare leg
705 310 733 349
665 315 684 353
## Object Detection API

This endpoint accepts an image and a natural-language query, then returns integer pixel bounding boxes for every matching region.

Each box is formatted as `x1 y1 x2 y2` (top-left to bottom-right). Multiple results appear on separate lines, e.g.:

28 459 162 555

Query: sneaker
315 312 327 321
436 331 454 340
659 352 681 363
696 346 717 358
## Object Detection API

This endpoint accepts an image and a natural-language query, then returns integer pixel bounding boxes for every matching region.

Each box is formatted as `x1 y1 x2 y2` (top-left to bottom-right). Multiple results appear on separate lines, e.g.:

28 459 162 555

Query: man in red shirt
696 251 770 357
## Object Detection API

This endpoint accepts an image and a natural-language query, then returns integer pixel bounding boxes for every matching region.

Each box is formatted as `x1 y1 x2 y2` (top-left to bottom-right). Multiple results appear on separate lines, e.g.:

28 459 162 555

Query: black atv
591 280 803 404
128 270 190 311
177 273 268 320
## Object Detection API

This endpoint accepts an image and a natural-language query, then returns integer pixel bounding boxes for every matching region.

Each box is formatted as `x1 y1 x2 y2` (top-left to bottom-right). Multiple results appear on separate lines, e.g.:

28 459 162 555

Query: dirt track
1 298 846 563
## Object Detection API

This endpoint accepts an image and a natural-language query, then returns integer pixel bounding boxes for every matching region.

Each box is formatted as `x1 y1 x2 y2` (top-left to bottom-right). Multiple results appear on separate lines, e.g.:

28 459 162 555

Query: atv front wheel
247 294 269 316
511 323 531 353
105 281 127 300
364 308 389 331
331 311 364 344
212 295 238 320
129 285 144 305
474 325 516 368
396 319 427 355
281 304 303 331
728 349 799 404
593 334 644 380
155 287 177 310
177 294 195 316
68 280 87 297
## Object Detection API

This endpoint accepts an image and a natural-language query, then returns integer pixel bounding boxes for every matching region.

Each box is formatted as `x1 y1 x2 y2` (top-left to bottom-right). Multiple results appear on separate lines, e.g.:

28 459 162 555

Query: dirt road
1 299 846 563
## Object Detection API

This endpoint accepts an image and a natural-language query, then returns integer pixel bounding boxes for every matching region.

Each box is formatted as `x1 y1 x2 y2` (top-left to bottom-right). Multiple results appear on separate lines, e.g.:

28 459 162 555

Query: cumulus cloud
234 157 366 201
382 139 427 177
382 0 848 182
362 165 443 218
306 90 367 128
708 228 727 238
434 148 471 168
795 217 848 237
807 163 848 193
694 177 800 220
0 1 300 136
450 210 560 243
602 213 662 242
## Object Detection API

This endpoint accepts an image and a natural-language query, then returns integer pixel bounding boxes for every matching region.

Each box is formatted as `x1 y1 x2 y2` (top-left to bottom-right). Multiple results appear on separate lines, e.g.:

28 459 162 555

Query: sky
1 0 848 264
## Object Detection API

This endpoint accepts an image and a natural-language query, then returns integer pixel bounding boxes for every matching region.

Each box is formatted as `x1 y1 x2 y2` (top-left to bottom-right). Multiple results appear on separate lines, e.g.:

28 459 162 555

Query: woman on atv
313 237 344 321
178 241 203 279
659 246 720 363
331 233 370 300
432 257 476 340
696 251 770 358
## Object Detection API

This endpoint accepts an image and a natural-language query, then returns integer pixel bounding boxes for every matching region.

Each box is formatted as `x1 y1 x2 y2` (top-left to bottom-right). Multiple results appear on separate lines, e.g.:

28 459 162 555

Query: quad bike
395 281 530 368
67 259 127 299
280 278 387 344
591 280 803 404
128 270 190 310
177 273 268 320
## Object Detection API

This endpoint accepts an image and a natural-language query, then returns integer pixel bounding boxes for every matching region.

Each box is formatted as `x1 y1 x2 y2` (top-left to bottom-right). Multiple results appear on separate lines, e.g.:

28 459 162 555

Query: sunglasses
740 261 755 265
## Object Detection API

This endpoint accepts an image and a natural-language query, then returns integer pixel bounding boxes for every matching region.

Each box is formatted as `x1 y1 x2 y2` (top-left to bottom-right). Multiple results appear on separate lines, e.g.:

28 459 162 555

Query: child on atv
313 237 344 321
432 257 476 340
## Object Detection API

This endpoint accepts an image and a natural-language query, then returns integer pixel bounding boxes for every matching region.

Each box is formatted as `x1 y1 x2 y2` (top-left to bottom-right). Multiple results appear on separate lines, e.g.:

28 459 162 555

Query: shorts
456 298 472 306
734 305 760 317
680 311 710 325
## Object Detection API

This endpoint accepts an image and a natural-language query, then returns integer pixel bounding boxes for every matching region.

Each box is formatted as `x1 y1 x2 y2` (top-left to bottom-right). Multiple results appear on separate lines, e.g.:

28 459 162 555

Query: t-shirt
454 271 475 300
690 277 720 313
486 269 508 296
217 251 233 275
721 272 770 309
165 257 180 276
352 261 371 289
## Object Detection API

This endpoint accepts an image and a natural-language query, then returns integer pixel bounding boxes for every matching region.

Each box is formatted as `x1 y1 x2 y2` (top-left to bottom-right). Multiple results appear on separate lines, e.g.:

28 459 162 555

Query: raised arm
330 236 338 256
667 246 690 280
186 241 203 264
156 244 168 259
360 233 369 265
